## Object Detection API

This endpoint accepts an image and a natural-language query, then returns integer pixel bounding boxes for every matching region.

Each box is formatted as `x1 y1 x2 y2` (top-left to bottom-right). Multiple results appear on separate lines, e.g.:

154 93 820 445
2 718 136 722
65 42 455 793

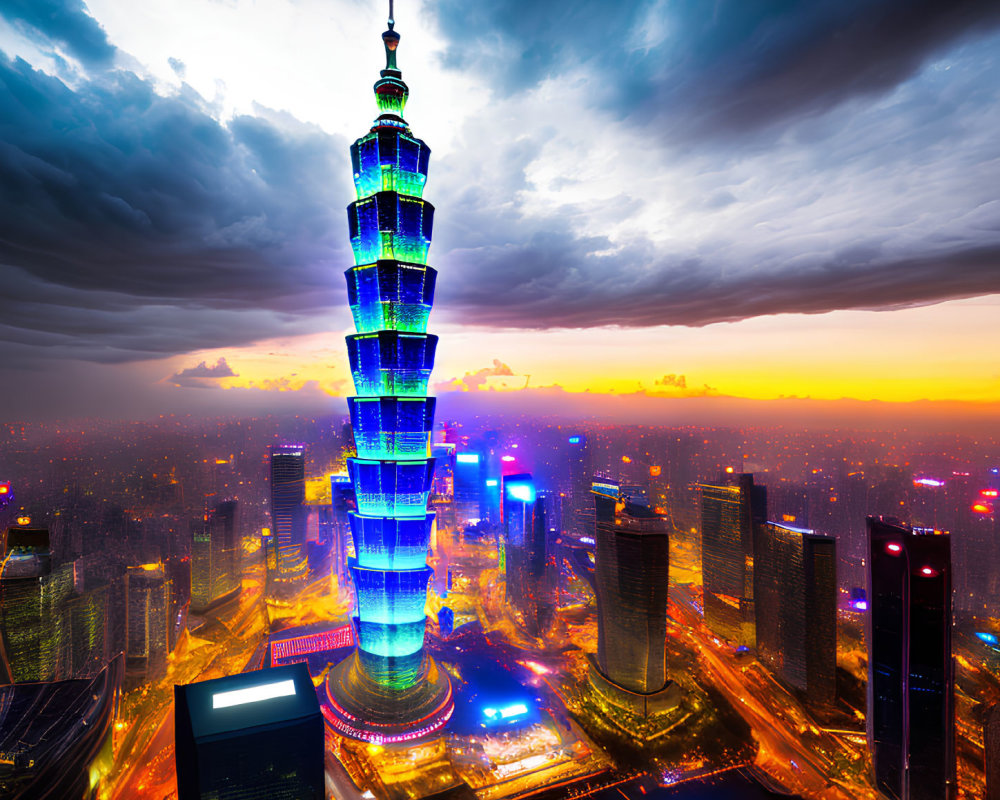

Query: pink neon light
270 625 353 665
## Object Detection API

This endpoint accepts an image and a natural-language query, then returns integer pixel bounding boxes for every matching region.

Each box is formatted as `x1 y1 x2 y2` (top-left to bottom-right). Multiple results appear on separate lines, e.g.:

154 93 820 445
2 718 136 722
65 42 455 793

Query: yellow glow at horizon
167 295 1000 406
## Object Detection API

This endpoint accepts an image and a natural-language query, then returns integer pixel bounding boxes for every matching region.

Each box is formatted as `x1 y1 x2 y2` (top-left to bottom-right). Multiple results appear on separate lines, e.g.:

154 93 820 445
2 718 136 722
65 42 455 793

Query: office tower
867 517 955 800
326 11 453 742
986 703 1000 800
430 442 456 532
566 434 591 534
269 444 308 581
191 500 240 614
0 528 55 683
58 582 109 679
699 473 766 647
754 522 837 706
501 474 551 635
330 475 354 590
175 663 323 800
454 451 484 528
587 481 678 722
125 564 170 684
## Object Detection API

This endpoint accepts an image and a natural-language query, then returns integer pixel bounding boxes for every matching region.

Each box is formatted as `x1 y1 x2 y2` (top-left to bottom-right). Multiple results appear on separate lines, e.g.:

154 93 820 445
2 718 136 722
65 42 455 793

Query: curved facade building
326 11 452 743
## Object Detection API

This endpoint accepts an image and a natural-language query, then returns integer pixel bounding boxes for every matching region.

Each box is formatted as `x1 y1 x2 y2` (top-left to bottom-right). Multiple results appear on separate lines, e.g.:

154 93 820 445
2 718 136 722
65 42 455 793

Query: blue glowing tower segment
346 332 437 397
337 8 447 699
348 193 434 265
346 261 436 334
348 513 433 570
348 397 435 460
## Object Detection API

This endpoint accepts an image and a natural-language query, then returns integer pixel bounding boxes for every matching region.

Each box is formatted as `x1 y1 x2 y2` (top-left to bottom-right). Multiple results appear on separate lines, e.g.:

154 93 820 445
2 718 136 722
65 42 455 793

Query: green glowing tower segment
347 261 436 334
346 331 437 397
327 9 453 739
348 192 434 264
351 130 429 199
348 513 434 571
348 397 435 460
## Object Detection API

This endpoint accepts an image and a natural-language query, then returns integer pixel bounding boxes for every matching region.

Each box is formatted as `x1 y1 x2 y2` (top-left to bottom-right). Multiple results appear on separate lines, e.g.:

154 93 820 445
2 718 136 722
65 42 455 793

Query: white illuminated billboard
212 679 296 709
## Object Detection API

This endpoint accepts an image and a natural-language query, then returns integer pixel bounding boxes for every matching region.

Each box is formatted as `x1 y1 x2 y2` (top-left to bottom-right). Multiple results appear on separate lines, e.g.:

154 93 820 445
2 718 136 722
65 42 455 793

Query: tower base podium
325 651 453 743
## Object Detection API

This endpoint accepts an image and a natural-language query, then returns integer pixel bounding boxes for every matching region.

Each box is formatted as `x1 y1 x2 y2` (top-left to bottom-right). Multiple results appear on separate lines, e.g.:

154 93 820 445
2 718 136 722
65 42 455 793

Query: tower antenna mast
388 0 394 30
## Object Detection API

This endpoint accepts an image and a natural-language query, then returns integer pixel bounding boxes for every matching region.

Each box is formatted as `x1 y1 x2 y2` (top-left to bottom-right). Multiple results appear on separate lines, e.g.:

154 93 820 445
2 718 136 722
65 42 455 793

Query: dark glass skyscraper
754 521 837 706
588 482 677 722
125 563 170 685
175 663 323 800
699 473 766 646
269 444 308 582
501 473 550 636
0 528 55 683
191 500 240 614
326 11 452 742
986 702 1000 800
566 434 591 535
866 516 955 800
454 451 484 528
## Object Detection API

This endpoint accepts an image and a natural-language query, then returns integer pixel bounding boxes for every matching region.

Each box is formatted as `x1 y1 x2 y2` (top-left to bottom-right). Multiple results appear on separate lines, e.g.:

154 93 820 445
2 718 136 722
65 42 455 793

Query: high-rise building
175 663 323 800
566 434 591 535
866 516 955 800
330 475 354 591
754 522 837 706
587 481 678 722
191 500 240 614
699 473 766 646
269 444 308 582
125 564 170 685
325 10 453 742
430 442 456 532
454 451 484 528
0 528 56 683
501 474 551 635
57 582 110 679
986 702 1000 800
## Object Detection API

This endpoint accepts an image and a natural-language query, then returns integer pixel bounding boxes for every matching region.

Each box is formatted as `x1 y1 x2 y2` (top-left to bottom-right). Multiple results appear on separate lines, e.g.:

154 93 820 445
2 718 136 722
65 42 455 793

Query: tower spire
381 2 401 75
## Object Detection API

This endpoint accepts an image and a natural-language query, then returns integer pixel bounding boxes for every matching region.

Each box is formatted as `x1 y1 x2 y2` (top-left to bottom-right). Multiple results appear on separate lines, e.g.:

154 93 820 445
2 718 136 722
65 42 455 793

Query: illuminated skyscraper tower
867 517 955 800
326 6 453 742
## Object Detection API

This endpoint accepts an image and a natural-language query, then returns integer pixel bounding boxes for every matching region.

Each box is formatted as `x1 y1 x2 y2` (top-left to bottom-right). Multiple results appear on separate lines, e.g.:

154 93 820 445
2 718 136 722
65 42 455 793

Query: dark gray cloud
438 231 1000 329
0 0 116 67
0 0 998 382
431 0 1000 141
0 51 351 363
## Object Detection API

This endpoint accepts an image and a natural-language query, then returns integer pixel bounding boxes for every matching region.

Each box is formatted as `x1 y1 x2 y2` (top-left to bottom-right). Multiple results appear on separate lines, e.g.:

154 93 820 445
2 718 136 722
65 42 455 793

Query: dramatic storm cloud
0 3 350 364
0 0 998 386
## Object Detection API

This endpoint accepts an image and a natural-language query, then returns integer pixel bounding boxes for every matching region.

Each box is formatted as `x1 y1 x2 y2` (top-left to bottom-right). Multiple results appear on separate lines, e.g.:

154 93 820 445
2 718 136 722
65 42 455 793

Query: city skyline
1 1 999 421
3 4 999 799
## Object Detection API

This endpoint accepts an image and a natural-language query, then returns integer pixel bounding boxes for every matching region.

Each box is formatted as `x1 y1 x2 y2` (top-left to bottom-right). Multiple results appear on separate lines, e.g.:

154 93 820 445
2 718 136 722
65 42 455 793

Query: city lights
2 5 997 800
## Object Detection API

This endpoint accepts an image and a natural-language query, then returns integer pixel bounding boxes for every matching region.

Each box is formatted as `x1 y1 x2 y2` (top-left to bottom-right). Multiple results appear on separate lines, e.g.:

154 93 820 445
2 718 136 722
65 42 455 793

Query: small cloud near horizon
168 357 238 388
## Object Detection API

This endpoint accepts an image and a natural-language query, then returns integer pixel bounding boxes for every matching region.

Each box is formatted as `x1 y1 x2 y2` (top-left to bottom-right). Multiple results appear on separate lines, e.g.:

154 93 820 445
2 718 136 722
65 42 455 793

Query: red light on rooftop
973 502 994 514
919 566 939 578
0 484 8 494
981 489 999 498
886 543 903 555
